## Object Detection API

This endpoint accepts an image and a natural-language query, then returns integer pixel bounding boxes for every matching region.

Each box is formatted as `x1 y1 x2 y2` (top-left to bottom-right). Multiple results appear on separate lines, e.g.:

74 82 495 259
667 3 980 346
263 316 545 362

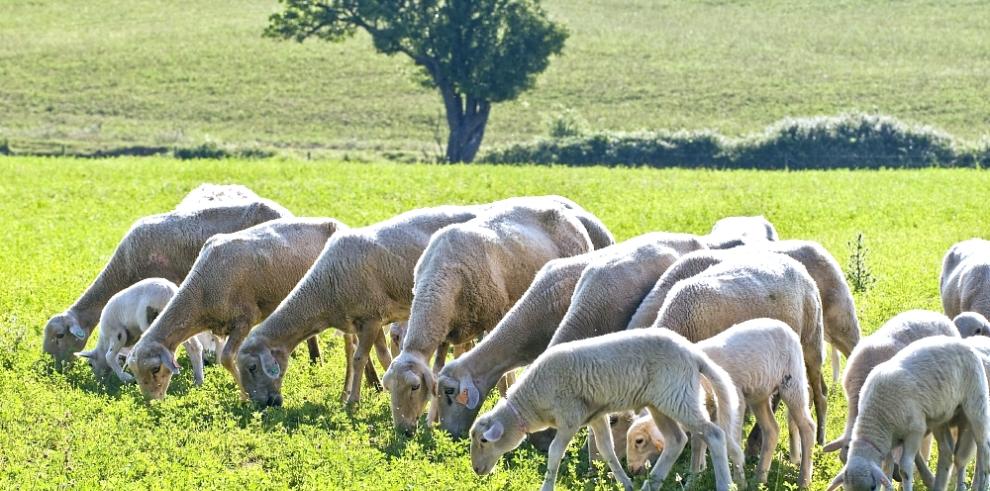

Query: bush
173 143 274 160
482 113 971 169
546 109 589 139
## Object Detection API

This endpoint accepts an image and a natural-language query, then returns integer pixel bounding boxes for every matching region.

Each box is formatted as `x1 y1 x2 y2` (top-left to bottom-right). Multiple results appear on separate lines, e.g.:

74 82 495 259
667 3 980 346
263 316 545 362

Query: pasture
0 156 984 489
2 0 989 157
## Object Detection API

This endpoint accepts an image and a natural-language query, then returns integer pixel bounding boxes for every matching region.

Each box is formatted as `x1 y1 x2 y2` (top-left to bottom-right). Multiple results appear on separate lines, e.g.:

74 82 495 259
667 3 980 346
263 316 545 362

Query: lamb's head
469 402 528 476
126 340 180 400
436 359 487 439
236 337 288 408
625 414 665 475
389 322 406 352
75 349 113 382
44 312 87 369
954 312 990 338
383 354 435 436
826 454 892 491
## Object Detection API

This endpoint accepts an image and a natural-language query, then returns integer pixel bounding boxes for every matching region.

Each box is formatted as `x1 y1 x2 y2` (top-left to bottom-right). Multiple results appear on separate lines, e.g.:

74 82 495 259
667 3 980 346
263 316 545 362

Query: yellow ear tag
455 389 469 406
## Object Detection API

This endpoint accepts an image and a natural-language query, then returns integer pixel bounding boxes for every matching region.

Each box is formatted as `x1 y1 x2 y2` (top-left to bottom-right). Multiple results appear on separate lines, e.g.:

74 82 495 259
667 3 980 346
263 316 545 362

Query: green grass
1 0 988 157
1 156 985 489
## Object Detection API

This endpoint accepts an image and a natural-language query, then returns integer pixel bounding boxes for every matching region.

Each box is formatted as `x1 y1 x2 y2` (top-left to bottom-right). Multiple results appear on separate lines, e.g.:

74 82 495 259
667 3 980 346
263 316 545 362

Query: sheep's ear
825 469 845 491
382 366 396 390
458 377 481 409
402 369 420 389
69 322 87 340
161 353 180 375
823 437 847 453
74 350 96 359
646 422 665 449
871 462 892 489
483 421 504 442
259 349 280 379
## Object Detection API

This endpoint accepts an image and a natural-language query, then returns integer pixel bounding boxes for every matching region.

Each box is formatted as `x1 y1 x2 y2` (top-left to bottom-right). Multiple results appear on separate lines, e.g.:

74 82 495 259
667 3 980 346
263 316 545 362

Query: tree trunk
438 84 491 163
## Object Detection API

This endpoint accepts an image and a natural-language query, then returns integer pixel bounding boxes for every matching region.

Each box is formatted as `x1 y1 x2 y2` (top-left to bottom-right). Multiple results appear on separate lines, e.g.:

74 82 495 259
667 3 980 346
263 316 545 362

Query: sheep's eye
609 415 619 426
55 332 65 339
480 437 488 444
151 366 160 375
635 437 645 445
248 364 257 373
444 387 456 395
410 383 420 391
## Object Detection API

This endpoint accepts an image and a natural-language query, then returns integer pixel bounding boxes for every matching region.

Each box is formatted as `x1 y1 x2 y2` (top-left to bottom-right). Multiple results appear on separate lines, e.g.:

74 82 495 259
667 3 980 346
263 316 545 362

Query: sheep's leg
688 432 707 473
372 327 392 371
783 401 816 489
830 345 841 383
104 337 133 383
541 426 578 491
305 336 321 364
898 431 925 491
588 415 633 490
953 425 976 491
807 366 828 445
426 342 450 424
931 426 954 491
452 340 473 358
182 336 205 386
643 409 688 491
753 398 779 485
496 376 509 398
787 415 801 465
341 333 355 401
746 395 779 457
347 320 380 404
220 320 252 390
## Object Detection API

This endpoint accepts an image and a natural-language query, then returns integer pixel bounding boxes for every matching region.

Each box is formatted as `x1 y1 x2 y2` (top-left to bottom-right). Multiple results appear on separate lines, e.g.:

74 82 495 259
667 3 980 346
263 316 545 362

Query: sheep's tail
697 352 740 448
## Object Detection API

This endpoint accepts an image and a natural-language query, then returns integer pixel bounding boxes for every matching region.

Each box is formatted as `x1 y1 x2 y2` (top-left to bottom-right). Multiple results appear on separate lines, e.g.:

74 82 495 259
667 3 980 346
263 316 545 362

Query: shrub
546 109 589 139
846 233 876 294
172 143 274 160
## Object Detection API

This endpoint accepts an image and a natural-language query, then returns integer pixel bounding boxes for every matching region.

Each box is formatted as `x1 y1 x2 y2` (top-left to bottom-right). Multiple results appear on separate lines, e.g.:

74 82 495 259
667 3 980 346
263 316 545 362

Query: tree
266 0 568 163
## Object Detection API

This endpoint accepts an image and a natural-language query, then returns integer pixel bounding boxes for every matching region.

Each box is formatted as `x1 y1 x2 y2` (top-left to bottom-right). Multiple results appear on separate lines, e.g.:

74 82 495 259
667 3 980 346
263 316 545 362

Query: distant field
2 156 987 489
1 0 989 157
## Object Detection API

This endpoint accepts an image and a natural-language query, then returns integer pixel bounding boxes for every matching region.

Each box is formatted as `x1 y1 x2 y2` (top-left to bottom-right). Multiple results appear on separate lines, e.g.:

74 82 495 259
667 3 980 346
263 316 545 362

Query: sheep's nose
403 428 415 438
267 394 283 407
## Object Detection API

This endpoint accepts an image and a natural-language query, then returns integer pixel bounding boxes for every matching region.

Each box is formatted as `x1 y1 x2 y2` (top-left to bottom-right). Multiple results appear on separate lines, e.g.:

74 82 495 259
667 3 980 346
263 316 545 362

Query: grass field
2 0 989 157
1 156 987 489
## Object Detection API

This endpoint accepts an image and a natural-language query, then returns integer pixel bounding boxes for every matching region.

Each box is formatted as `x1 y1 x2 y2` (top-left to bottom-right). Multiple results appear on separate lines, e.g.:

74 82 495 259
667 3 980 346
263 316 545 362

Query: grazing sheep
385 200 596 435
943 239 990 321
469 329 745 491
235 204 486 408
704 215 779 248
174 183 260 210
826 336 990 491
627 249 729 330
626 411 666 474
823 310 959 464
75 278 216 385
435 232 692 438
127 217 343 400
629 319 817 487
955 312 990 338
43 186 290 369
650 253 829 444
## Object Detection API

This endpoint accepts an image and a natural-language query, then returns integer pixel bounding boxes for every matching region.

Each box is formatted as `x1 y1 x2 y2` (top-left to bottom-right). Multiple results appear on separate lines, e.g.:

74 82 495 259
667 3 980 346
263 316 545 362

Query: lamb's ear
259 349 280 379
402 369 420 389
823 437 847 453
161 353 181 375
69 321 86 340
458 377 481 409
646 422 665 449
483 421 504 442
74 350 96 359
871 462 892 489
825 469 845 491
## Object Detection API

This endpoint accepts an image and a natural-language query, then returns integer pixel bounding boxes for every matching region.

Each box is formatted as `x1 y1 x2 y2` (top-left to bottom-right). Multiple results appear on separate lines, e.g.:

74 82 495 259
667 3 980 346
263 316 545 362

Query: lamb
384 200 596 435
648 253 829 444
626 412 666 474
956 312 990 338
435 232 693 438
469 329 746 491
234 204 486 408
823 310 959 463
942 239 990 320
626 319 817 487
174 183 261 210
127 217 344 400
704 215 779 248
43 185 290 369
74 278 218 385
826 336 990 491
626 249 728 330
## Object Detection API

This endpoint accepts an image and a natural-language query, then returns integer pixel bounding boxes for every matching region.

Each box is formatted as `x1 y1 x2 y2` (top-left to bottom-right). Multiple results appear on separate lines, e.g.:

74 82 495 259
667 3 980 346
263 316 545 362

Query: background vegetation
1 156 984 489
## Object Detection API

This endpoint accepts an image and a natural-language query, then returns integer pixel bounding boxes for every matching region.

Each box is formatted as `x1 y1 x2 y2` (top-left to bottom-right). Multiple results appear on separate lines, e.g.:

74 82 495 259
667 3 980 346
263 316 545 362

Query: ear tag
266 363 281 378
456 389 469 406
70 325 87 340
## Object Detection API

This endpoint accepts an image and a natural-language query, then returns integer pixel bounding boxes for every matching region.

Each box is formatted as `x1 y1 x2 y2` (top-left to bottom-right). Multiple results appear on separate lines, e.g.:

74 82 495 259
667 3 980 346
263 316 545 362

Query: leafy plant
846 232 877 294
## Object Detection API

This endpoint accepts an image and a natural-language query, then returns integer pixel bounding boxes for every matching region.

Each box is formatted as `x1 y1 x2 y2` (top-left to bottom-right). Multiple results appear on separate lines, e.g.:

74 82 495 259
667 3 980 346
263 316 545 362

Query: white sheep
649 253 829 445
469 329 745 491
955 312 990 338
704 215 779 248
384 199 597 435
44 185 290 369
626 319 816 487
626 249 728 330
826 336 990 491
943 239 990 321
823 310 959 464
127 217 344 400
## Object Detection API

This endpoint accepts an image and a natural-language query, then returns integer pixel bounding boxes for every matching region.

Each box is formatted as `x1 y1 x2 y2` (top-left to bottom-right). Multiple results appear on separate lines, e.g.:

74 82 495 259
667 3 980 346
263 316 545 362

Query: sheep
234 204 486 408
126 217 344 400
174 183 261 210
435 232 694 438
384 199 597 436
74 278 218 385
469 329 746 491
823 310 959 464
648 253 829 445
627 249 728 330
626 412 666 474
704 215 779 248
826 336 990 491
942 239 990 321
626 319 817 487
43 186 291 369
956 312 990 338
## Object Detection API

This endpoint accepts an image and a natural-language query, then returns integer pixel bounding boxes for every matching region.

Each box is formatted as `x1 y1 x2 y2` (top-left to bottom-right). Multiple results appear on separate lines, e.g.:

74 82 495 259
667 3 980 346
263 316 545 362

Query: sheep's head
625 415 665 475
436 360 488 439
126 341 179 400
954 312 990 338
236 338 288 408
826 455 892 491
469 403 527 476
389 322 406 355
383 354 434 436
44 312 87 369
75 349 113 382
